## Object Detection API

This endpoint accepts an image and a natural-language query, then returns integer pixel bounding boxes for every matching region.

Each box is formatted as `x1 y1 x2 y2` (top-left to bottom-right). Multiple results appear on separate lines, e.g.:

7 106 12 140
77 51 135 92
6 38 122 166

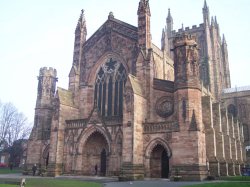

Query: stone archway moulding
87 51 129 85
145 138 172 158
42 144 50 159
77 125 111 154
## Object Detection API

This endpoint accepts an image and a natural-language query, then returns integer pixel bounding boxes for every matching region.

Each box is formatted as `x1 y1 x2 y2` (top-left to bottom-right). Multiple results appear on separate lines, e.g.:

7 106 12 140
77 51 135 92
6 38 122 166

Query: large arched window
94 58 127 117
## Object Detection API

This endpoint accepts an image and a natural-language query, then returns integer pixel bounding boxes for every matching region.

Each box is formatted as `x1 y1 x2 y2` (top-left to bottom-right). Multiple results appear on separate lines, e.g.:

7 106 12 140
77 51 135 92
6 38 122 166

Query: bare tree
0 102 31 146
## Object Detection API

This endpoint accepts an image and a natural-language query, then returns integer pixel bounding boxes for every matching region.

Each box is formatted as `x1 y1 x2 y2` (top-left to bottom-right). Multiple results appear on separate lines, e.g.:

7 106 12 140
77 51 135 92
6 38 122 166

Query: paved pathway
103 180 215 187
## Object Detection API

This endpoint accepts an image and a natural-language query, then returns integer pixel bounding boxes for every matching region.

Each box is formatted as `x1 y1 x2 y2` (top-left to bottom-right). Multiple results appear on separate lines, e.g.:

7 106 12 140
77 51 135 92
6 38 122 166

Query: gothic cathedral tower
26 67 57 170
172 34 207 180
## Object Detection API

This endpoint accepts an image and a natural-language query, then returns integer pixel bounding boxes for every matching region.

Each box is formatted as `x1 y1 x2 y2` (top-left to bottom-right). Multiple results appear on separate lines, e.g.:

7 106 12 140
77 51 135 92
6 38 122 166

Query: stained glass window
94 58 126 117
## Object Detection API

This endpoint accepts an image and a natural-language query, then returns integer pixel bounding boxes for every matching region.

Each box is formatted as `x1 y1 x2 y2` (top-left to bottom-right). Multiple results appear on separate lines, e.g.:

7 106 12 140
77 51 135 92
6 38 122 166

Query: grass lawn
185 182 250 187
27 179 101 187
219 176 250 181
0 168 22 174
0 178 101 187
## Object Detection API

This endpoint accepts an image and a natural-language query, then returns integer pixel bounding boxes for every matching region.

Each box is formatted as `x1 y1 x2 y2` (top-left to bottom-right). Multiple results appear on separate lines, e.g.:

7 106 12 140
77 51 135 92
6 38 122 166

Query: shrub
0 163 7 168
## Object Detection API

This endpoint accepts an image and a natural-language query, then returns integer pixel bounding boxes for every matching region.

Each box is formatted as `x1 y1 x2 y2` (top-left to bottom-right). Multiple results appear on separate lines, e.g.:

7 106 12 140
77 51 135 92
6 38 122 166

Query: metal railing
223 85 250 94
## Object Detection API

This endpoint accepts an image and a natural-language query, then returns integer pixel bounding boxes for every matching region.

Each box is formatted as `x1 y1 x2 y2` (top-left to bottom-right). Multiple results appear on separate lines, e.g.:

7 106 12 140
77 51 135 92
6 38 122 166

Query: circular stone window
155 97 174 118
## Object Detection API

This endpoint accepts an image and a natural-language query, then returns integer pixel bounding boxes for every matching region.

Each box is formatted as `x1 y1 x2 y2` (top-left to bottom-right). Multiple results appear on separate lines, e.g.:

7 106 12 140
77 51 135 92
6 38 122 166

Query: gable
81 17 139 85
83 17 138 52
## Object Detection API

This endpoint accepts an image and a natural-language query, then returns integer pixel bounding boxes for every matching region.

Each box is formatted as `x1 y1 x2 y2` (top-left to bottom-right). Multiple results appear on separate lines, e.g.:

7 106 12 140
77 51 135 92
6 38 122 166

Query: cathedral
26 0 250 181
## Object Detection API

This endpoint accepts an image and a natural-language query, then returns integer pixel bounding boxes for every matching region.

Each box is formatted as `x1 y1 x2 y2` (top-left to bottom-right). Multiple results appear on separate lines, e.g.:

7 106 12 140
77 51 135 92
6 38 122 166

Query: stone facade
26 0 249 181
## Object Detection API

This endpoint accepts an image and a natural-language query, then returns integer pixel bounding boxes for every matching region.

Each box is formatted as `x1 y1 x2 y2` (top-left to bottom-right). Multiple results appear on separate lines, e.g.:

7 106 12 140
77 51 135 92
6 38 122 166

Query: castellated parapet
36 67 57 108
172 24 204 35
39 67 57 77
173 34 197 48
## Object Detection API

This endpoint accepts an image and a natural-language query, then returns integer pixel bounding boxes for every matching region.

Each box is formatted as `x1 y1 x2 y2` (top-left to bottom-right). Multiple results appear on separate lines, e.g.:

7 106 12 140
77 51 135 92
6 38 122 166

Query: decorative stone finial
108 12 114 19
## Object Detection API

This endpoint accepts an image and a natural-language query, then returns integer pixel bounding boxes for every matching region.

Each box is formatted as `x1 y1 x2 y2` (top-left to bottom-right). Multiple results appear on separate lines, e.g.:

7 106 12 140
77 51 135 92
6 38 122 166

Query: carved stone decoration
189 110 199 131
101 58 119 74
124 87 133 112
164 133 172 141
155 96 174 118
144 135 151 142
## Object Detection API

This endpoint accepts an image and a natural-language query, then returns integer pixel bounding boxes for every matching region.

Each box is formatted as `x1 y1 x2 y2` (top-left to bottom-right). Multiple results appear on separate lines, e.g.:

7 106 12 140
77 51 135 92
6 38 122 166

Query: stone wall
202 95 245 177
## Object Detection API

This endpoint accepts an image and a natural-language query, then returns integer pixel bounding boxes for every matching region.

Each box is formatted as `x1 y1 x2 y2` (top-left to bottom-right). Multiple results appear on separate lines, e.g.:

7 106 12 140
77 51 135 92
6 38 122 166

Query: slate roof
128 74 143 96
153 78 174 93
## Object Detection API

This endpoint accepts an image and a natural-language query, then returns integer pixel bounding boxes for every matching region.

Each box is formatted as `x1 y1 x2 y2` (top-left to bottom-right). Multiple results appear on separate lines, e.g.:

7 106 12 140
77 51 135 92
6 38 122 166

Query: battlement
39 67 57 77
172 23 204 35
173 33 197 48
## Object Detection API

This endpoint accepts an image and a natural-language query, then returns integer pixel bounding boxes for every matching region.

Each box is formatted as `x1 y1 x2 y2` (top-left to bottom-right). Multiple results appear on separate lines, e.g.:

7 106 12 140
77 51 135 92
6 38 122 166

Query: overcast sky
0 0 249 123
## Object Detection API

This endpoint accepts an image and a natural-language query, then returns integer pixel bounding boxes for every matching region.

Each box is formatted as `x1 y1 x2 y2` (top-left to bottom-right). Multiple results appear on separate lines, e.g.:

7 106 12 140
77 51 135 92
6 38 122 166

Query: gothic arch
114 128 123 155
77 125 111 154
42 144 50 168
88 52 129 117
42 144 50 159
145 138 172 158
87 52 129 85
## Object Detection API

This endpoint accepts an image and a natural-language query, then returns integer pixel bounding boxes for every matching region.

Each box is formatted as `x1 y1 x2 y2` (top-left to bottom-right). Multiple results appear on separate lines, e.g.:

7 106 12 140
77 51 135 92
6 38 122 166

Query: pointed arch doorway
82 131 109 176
42 145 50 169
150 144 170 178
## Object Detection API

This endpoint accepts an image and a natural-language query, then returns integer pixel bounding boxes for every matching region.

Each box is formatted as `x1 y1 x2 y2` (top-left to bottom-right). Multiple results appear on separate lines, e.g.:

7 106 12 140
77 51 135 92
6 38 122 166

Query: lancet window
94 58 127 117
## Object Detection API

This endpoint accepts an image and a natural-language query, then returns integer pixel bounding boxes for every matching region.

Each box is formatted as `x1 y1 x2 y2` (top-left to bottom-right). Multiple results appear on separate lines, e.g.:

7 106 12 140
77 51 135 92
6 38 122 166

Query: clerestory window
94 58 127 117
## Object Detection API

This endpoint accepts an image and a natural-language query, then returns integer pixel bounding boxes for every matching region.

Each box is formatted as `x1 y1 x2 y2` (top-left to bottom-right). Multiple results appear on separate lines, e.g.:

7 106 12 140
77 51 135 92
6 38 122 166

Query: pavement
103 180 212 187
0 173 219 187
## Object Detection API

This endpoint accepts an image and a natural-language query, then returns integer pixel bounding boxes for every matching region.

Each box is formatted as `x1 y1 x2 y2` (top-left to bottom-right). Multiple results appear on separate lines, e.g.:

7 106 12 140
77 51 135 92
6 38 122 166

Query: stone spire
211 16 214 27
69 9 87 92
167 8 173 22
222 34 227 45
161 28 166 50
203 0 210 26
73 9 87 66
75 9 87 40
214 16 220 35
137 0 151 49
161 27 169 52
221 33 231 88
204 0 208 9
214 16 218 26
166 8 173 37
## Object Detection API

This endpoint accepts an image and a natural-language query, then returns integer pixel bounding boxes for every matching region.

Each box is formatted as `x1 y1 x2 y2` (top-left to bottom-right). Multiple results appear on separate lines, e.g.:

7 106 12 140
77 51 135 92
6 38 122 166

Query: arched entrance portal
150 144 169 178
42 145 50 169
83 131 109 176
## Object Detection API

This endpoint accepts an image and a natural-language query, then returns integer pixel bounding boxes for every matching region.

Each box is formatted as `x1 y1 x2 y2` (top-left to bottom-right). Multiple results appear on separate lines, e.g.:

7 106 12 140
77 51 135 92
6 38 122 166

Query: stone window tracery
94 58 127 117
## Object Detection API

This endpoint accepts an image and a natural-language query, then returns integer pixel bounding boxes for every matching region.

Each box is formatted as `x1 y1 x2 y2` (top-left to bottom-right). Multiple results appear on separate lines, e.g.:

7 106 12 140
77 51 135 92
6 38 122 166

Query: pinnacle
211 16 214 26
162 28 165 38
214 16 219 27
75 9 87 35
222 34 227 44
167 8 173 22
138 0 150 15
168 8 171 17
204 0 208 9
